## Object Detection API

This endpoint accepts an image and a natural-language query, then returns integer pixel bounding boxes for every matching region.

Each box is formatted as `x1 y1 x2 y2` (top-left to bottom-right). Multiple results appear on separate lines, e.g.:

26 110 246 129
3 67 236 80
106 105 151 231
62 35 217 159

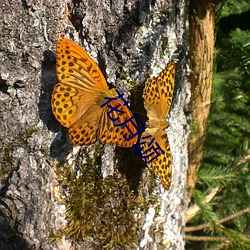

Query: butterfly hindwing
99 99 138 147
141 128 172 190
68 120 99 146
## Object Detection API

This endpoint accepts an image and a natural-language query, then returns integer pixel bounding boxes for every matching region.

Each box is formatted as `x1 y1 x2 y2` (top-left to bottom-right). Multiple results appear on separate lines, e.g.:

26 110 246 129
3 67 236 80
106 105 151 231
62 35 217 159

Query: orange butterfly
52 38 138 147
141 60 175 189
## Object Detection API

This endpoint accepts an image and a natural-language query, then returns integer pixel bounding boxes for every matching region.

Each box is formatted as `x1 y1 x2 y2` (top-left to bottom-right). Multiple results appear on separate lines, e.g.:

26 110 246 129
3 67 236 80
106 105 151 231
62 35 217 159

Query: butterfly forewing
52 82 103 128
143 60 175 119
52 83 79 127
56 38 108 91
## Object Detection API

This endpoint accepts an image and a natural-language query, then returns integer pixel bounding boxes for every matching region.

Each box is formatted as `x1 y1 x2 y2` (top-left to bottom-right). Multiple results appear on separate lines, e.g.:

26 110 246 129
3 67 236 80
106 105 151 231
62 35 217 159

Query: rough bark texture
187 0 219 203
0 0 189 249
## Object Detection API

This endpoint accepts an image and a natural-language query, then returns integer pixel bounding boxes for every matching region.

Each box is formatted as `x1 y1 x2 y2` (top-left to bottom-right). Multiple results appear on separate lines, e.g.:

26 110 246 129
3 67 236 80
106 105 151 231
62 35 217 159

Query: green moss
119 71 128 81
159 1 170 17
0 144 13 178
119 72 139 92
51 148 157 248
161 35 169 57
0 126 38 178
25 126 38 138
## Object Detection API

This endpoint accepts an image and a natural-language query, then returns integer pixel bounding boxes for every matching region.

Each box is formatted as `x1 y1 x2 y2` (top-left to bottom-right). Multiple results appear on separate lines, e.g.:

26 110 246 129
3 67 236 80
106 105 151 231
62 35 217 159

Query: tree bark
187 0 220 203
0 0 189 249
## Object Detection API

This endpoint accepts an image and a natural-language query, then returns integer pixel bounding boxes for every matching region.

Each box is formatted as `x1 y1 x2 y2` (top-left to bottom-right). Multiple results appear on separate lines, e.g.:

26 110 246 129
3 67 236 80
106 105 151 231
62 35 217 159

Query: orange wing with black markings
141 60 175 189
52 38 138 147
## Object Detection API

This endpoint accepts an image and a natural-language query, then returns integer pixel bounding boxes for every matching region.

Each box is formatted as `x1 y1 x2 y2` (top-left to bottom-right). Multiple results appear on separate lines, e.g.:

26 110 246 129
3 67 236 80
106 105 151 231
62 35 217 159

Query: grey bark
0 0 189 249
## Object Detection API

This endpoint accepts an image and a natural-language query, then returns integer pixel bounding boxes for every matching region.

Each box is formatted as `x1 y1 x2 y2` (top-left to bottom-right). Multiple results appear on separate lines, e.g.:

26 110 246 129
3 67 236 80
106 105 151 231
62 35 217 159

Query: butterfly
140 60 175 189
51 38 138 147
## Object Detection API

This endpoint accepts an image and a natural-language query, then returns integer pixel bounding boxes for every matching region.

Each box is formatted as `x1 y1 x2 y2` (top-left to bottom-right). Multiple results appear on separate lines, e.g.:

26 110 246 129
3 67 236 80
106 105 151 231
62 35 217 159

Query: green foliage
192 189 224 233
218 0 250 17
187 2 250 249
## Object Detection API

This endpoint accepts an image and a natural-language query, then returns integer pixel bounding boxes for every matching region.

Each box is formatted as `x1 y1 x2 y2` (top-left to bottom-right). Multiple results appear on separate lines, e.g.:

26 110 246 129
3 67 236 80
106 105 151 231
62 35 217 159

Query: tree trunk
0 1 189 249
187 0 220 203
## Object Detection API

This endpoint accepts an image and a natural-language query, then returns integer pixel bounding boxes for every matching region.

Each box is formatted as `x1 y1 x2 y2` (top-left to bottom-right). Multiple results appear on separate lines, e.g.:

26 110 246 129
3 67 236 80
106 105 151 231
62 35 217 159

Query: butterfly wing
52 83 103 128
141 60 175 189
66 98 138 147
99 99 138 147
52 38 109 128
68 102 103 145
141 128 172 189
143 60 175 119
56 38 108 91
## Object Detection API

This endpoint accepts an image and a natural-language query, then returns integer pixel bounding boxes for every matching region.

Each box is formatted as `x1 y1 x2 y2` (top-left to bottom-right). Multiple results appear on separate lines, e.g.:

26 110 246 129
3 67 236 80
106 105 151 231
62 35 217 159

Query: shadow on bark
39 49 73 161
0 210 32 250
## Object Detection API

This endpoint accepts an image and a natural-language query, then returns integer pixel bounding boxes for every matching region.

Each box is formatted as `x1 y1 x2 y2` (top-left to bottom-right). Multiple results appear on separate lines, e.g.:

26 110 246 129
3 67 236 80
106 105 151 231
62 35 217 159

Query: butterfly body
141 60 175 190
147 117 169 130
97 88 117 105
52 38 138 147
